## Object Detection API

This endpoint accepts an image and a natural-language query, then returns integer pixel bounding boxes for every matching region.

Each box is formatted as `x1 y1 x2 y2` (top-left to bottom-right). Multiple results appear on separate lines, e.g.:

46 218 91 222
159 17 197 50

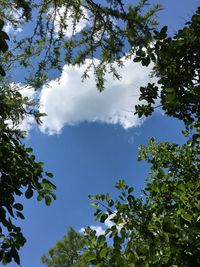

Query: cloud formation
39 59 155 135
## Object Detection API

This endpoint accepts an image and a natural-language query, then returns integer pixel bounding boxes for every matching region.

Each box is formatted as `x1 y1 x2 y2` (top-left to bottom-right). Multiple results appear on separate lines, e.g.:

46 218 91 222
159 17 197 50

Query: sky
5 1 200 266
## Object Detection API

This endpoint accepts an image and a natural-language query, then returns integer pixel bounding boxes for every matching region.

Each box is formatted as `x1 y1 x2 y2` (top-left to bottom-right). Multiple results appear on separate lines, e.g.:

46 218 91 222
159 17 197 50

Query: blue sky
6 1 199 266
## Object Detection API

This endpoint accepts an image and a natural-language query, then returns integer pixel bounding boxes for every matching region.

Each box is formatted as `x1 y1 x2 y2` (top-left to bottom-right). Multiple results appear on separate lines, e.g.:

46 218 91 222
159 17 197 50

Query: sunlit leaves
84 133 200 266
135 8 200 128
1 0 161 90
41 227 88 266
0 85 56 265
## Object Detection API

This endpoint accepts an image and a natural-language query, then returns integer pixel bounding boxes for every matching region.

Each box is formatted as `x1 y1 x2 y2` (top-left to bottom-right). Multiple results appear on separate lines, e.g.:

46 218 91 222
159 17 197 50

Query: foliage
40 4 200 267
0 17 56 266
3 1 199 126
1 0 161 89
0 1 159 265
85 133 200 266
134 7 200 127
0 1 199 266
81 7 200 267
0 81 56 265
41 227 88 267
0 19 9 76
0 0 32 22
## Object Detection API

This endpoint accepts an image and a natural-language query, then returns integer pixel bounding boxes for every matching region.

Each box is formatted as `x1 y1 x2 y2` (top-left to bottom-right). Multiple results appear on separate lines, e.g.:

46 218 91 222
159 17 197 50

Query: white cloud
48 6 89 38
39 59 156 135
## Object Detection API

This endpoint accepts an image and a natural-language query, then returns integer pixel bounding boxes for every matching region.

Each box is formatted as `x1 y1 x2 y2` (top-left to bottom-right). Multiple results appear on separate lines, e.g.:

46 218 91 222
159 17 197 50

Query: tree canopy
41 4 200 267
41 227 88 267
81 7 200 267
0 2 162 263
2 1 199 126
2 0 161 88
0 17 56 266
0 0 199 266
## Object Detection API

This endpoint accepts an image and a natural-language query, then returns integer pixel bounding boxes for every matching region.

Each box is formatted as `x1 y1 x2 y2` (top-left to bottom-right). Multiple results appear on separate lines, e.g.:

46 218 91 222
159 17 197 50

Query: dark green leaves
0 82 56 265
154 25 168 39
45 196 52 206
25 188 33 199
84 251 96 262
100 214 108 223
0 65 6 76
0 19 9 76
13 204 23 211
0 38 8 53
45 172 54 178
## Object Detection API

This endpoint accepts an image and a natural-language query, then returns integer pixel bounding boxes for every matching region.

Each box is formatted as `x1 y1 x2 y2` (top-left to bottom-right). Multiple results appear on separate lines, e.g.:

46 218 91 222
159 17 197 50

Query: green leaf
88 195 95 200
45 172 53 178
45 196 51 206
0 20 4 30
100 247 108 258
13 203 23 211
0 40 8 53
37 194 43 201
11 247 20 265
108 199 114 206
115 180 126 189
181 213 192 222
142 56 150 66
84 251 96 261
26 147 33 153
128 187 134 194
0 31 9 40
100 213 108 223
160 25 168 38
42 179 56 189
97 235 105 247
16 211 25 220
0 65 6 76
25 188 33 199
91 203 99 207
163 217 176 233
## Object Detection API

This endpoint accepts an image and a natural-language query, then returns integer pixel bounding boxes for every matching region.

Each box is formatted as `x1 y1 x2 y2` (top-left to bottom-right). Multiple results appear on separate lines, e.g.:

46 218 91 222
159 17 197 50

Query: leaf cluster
40 4 200 267
2 0 161 89
41 227 88 267
0 17 56 265
85 136 200 266
0 19 9 76
134 7 200 128
0 84 56 265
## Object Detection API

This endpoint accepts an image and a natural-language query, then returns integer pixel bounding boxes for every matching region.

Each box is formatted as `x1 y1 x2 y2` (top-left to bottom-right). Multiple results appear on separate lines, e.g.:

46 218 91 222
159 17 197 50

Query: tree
84 135 200 266
41 6 200 266
41 227 88 267
0 19 56 265
3 1 199 126
134 7 200 128
0 0 199 265
0 1 160 265
81 7 200 267
0 82 56 265
1 0 161 88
